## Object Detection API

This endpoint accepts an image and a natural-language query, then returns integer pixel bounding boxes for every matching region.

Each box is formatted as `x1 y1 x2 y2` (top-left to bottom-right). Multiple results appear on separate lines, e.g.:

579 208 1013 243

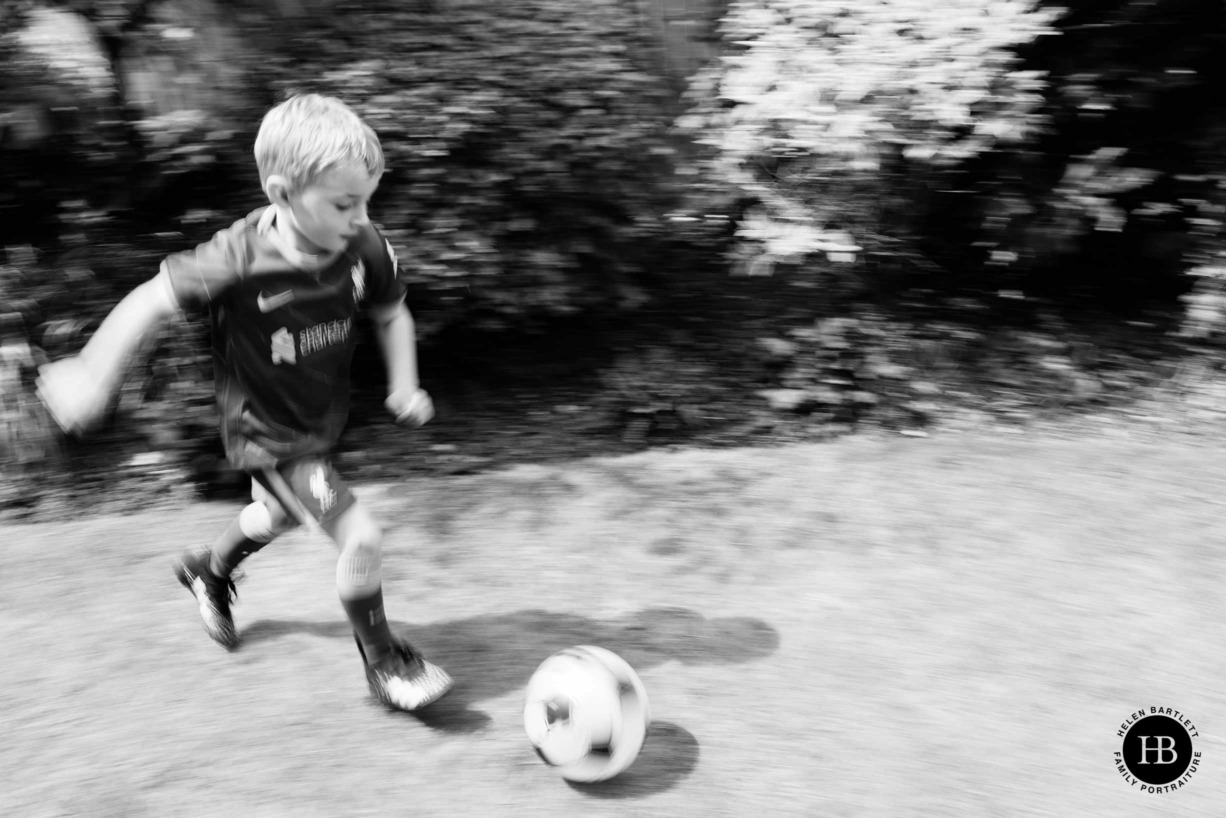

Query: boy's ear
264 175 293 205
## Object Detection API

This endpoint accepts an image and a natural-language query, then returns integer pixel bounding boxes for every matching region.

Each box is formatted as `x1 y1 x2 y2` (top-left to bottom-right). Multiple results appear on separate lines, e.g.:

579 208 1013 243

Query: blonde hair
254 94 384 191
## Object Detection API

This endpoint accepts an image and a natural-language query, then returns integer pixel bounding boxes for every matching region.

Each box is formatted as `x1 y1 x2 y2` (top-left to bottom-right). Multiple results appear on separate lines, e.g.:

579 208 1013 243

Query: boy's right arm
37 271 180 435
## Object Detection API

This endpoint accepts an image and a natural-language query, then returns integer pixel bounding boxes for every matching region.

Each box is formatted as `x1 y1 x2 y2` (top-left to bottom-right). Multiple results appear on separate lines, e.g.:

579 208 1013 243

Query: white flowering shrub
681 0 1061 275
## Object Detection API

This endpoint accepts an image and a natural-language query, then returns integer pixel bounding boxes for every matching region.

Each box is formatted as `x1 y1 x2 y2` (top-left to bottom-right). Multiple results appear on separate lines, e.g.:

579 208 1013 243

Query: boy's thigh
251 456 357 528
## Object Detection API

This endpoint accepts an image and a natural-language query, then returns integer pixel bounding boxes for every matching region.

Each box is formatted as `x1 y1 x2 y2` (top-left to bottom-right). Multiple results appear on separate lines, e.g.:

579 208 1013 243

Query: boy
35 94 453 712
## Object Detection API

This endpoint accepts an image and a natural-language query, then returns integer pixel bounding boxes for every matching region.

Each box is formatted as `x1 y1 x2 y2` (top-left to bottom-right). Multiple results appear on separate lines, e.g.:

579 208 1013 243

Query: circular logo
1115 708 1202 793
1122 716 1192 784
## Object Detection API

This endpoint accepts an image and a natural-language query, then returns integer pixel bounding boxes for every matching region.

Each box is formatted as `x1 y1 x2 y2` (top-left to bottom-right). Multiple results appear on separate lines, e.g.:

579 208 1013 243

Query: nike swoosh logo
257 290 295 313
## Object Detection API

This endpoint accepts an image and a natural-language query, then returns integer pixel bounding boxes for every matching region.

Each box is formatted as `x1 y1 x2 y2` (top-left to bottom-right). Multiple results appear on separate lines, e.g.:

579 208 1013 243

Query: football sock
342 589 393 664
336 546 393 663
209 502 277 577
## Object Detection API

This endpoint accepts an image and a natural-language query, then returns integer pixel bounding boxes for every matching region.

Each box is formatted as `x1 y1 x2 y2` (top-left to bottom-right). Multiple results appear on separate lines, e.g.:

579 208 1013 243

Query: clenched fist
385 387 434 427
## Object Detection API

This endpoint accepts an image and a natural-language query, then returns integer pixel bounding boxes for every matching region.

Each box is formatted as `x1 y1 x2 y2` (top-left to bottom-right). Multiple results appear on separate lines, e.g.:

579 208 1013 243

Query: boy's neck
267 205 338 270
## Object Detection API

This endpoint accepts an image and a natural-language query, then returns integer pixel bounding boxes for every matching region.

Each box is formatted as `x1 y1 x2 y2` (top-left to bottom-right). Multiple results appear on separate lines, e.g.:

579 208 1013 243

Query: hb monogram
1136 736 1179 765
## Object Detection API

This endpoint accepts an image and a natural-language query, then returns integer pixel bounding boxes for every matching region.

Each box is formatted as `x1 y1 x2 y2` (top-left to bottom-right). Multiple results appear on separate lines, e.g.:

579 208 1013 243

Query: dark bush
267 0 683 332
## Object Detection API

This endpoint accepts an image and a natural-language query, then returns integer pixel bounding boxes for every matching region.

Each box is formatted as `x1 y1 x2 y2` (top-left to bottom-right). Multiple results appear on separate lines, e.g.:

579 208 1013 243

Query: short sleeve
361 226 407 308
161 219 248 311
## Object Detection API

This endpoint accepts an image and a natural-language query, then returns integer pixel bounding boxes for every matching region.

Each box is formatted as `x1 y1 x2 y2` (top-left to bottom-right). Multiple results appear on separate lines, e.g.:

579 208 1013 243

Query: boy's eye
336 202 354 212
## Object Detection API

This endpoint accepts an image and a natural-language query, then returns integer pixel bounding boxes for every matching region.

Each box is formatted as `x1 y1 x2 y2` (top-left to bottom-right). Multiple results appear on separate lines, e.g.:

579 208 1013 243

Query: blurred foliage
2 0 690 329
0 0 699 501
273 0 685 330
681 0 1226 331
9 0 1226 515
679 0 1059 283
971 0 1226 311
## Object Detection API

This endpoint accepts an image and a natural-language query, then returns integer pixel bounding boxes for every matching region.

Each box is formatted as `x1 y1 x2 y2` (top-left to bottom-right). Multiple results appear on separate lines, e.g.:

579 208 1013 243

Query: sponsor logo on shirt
270 327 296 365
299 317 353 358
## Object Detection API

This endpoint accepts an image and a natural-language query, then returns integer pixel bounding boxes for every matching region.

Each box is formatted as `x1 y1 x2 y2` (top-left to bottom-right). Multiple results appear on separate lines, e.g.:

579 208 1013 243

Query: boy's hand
385 387 434 427
36 356 110 436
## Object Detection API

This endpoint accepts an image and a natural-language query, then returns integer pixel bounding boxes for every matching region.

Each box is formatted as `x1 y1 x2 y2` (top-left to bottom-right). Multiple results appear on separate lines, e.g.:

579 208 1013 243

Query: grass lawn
2 430 1223 816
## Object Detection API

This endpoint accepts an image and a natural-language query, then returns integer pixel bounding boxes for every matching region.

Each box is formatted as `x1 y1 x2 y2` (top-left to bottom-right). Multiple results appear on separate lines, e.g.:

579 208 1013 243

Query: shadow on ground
565 721 700 799
239 606 761 794
242 606 779 691
240 605 778 727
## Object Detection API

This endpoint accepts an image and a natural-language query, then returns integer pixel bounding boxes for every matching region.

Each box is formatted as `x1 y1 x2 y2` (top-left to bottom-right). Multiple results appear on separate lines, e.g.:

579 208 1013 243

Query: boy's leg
325 501 453 712
325 500 393 661
256 458 452 710
210 480 297 576
175 481 297 649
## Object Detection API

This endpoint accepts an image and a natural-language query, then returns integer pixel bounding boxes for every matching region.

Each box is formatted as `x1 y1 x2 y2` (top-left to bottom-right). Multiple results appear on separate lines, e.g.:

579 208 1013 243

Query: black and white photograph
1 1 1223 815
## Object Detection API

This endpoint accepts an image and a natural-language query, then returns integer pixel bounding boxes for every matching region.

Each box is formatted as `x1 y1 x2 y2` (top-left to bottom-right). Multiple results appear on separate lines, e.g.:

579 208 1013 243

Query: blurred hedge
11 0 1226 329
989 0 1226 317
680 0 1226 326
276 0 686 330
1 0 699 332
0 0 719 499
680 0 1058 286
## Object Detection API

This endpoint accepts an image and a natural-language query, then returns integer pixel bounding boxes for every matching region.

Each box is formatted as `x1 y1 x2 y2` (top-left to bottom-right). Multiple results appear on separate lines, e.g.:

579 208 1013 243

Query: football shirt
161 206 405 469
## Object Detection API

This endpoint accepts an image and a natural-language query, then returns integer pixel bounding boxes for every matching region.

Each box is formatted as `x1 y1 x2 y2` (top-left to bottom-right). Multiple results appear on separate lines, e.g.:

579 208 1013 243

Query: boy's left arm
369 300 433 427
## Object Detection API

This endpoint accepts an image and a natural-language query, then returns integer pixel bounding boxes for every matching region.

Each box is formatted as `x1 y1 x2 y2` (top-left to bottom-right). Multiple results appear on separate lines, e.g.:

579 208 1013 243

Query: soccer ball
523 645 651 783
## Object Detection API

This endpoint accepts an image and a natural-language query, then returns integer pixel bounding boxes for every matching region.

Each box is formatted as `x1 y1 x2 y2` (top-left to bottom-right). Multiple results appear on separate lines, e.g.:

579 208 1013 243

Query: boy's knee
250 480 298 535
336 540 383 597
264 499 298 534
328 503 384 597
330 503 383 553
238 500 298 543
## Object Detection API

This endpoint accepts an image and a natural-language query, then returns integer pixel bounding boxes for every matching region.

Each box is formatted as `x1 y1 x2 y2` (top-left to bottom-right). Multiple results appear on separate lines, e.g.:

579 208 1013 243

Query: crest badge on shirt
351 259 366 304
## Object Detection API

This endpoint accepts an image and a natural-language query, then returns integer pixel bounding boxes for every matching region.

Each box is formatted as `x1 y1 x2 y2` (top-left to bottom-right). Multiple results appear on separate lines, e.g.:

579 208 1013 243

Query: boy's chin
303 236 346 255
321 233 352 251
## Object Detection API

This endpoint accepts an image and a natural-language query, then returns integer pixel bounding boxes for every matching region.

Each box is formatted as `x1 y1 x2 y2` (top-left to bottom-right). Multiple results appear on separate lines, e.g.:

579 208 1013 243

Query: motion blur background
4 0 1226 517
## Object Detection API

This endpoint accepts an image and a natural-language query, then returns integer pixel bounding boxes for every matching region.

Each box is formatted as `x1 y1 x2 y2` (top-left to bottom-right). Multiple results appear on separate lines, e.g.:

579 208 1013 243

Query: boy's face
272 163 381 255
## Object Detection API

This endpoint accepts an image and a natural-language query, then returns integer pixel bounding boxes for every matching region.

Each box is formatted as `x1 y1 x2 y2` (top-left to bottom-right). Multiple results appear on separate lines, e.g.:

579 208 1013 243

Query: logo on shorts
270 327 296 365
309 465 336 514
1115 707 1202 794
